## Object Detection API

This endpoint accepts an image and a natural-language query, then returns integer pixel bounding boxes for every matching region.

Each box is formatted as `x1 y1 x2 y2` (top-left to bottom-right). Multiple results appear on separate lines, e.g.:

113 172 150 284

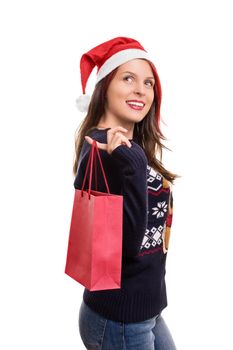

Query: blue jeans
78 301 177 350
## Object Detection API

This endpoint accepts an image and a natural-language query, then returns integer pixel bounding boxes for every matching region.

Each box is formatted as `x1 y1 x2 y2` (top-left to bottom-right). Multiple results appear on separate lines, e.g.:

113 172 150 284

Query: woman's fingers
84 135 107 151
107 127 132 154
84 126 132 155
110 131 132 151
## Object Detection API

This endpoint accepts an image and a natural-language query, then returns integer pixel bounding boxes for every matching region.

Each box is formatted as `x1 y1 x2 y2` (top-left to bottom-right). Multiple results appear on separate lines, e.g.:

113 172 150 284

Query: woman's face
104 59 155 126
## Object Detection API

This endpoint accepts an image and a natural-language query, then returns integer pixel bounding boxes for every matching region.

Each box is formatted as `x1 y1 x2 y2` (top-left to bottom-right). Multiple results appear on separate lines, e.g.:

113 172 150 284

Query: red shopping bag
65 140 123 291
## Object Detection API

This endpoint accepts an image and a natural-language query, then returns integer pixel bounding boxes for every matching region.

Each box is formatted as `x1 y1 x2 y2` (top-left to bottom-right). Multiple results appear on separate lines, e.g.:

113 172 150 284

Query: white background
0 0 232 349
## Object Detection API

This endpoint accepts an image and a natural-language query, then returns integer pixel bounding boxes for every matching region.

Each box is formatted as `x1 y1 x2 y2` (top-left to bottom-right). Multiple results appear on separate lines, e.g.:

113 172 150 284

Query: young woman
72 37 179 350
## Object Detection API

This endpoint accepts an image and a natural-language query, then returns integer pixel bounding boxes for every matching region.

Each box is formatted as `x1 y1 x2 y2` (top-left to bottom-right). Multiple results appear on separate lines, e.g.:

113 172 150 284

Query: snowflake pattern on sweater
137 165 173 257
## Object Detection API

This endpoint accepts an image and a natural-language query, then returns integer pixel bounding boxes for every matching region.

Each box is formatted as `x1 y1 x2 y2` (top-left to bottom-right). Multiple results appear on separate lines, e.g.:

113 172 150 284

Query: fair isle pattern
137 165 173 257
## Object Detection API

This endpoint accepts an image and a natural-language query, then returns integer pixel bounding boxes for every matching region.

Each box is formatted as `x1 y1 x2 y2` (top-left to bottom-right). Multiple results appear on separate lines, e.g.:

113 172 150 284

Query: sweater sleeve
110 141 148 258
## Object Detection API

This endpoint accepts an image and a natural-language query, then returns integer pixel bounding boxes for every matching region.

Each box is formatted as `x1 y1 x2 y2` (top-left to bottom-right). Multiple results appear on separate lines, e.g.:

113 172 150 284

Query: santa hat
75 36 156 112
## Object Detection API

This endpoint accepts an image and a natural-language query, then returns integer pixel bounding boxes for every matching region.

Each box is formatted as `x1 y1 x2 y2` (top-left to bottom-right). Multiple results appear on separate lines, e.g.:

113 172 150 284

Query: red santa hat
75 36 157 112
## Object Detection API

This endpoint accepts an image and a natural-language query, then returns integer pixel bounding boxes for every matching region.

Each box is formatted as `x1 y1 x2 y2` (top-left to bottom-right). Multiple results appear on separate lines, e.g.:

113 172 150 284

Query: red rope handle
81 140 110 199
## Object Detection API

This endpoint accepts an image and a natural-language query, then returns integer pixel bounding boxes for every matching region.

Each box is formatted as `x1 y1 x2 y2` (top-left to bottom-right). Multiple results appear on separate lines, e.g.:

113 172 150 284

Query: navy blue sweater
73 127 173 323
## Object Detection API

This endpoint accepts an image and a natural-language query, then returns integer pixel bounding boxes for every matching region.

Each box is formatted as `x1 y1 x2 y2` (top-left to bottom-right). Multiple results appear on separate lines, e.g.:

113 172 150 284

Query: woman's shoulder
86 126 110 138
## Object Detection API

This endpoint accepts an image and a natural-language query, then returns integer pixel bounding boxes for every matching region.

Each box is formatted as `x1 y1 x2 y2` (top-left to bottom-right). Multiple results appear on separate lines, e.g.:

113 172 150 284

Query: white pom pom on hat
75 94 91 113
76 36 159 113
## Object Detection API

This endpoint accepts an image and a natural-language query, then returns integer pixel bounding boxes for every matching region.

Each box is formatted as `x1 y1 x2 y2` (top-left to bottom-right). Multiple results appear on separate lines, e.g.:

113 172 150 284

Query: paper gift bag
65 139 123 291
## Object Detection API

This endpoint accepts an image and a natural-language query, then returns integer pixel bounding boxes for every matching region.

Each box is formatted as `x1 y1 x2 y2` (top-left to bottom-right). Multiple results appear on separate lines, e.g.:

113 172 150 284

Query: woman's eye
123 75 134 83
123 76 154 87
145 80 154 87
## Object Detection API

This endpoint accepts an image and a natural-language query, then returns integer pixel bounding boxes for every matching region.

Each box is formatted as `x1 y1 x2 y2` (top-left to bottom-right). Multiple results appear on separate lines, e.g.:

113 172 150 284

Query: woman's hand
84 126 132 155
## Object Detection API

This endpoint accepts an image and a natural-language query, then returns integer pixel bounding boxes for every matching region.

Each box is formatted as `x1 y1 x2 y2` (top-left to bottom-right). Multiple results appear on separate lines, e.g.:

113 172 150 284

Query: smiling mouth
126 101 145 110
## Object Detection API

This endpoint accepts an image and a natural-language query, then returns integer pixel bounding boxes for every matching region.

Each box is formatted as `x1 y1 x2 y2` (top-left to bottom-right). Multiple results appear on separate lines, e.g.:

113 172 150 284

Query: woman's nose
134 82 146 95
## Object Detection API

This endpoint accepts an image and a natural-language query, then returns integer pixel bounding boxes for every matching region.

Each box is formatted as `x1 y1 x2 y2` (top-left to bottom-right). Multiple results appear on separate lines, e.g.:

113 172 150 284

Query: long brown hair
72 60 180 184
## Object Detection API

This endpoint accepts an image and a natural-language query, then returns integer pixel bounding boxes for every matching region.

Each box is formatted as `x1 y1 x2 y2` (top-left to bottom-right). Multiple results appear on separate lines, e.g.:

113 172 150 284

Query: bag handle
81 140 110 199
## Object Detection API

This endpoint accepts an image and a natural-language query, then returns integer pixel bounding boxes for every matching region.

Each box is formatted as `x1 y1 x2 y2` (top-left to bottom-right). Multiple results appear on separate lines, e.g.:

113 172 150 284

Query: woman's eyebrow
121 71 155 80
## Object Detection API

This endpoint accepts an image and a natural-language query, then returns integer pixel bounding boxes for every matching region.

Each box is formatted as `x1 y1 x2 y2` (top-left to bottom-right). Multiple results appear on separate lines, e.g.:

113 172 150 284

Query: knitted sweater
73 127 174 323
